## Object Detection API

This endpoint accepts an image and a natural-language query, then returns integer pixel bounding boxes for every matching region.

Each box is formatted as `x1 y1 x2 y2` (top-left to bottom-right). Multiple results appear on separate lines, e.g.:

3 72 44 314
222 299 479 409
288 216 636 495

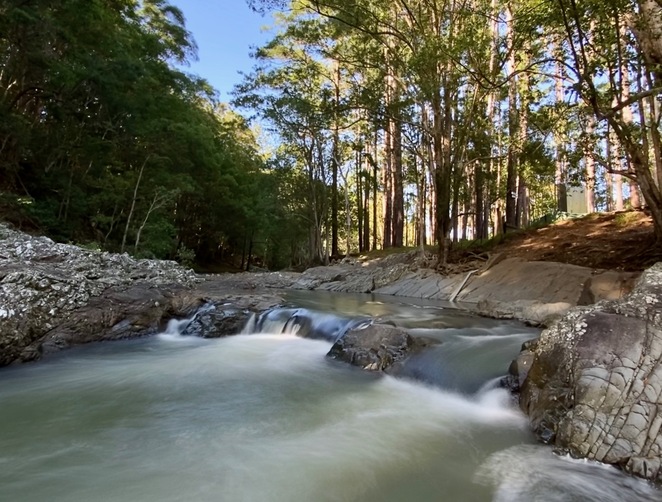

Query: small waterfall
240 306 537 394
162 317 193 336
158 303 217 339
244 307 372 342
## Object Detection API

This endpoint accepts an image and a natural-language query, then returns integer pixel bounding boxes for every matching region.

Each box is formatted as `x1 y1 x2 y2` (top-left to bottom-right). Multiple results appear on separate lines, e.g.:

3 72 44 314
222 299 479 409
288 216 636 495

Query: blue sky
170 1 275 101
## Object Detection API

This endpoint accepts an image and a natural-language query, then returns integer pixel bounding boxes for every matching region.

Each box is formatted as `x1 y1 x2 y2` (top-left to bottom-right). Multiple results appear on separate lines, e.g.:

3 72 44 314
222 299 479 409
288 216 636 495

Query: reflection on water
0 291 658 502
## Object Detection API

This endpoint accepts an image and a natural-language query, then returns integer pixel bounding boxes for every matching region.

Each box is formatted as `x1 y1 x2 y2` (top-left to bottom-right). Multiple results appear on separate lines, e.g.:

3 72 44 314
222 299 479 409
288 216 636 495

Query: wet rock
327 323 429 371
30 284 203 359
502 339 538 393
181 295 282 338
182 307 248 338
519 262 662 484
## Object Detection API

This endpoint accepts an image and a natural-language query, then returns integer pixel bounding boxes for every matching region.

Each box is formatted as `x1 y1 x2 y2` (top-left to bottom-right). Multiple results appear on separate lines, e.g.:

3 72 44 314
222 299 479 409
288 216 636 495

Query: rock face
0 224 282 365
0 224 200 365
327 323 430 371
291 251 424 293
377 257 637 325
519 263 662 483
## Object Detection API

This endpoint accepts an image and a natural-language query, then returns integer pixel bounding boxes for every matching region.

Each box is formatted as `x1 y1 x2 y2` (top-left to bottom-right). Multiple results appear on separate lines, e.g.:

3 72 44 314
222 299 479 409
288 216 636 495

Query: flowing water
0 292 659 501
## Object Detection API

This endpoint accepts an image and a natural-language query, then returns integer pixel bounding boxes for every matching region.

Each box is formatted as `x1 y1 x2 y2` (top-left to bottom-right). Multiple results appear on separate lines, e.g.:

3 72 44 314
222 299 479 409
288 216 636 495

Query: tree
552 0 662 241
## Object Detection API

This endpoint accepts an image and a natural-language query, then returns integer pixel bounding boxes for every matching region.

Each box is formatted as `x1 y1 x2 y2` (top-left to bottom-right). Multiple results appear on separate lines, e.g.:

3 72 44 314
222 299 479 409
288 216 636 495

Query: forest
2 0 662 270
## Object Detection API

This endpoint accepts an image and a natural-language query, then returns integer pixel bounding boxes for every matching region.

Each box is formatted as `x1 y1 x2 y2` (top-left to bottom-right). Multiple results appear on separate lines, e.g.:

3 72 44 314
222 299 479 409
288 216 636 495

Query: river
0 291 658 501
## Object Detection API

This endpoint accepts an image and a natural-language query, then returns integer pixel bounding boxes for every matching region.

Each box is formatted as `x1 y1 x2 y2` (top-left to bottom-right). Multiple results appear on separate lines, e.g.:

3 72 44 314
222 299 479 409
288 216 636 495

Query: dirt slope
452 210 661 272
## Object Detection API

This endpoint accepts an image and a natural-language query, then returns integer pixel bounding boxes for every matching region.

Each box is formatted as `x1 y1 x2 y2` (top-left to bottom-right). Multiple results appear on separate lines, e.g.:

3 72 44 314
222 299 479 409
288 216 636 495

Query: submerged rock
518 262 662 484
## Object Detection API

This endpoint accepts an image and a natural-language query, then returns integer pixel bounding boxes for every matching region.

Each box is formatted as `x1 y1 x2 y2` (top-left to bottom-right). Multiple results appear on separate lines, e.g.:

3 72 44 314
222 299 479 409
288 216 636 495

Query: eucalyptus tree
547 0 662 241
235 21 338 263
249 0 662 254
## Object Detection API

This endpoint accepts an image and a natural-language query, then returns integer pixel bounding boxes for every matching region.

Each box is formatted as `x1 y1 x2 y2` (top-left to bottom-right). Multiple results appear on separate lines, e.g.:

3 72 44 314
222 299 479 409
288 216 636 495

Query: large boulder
519 262 662 483
327 323 430 371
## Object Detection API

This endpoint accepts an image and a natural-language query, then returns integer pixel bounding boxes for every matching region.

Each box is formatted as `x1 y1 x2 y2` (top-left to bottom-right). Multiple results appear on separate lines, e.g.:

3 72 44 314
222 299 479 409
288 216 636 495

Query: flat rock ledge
516 262 662 484
0 224 282 365
229 253 636 326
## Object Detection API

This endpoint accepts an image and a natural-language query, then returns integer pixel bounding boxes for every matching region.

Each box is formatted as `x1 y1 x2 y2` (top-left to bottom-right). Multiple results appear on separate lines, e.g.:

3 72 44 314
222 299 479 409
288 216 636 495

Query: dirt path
452 210 661 272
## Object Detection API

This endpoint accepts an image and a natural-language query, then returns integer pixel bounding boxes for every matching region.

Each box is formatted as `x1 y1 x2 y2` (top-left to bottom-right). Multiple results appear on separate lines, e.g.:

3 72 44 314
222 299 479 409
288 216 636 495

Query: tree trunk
391 114 404 247
584 115 597 212
554 50 567 213
505 6 518 229
382 121 393 249
331 60 340 257
372 131 378 251
356 151 364 252
121 156 149 254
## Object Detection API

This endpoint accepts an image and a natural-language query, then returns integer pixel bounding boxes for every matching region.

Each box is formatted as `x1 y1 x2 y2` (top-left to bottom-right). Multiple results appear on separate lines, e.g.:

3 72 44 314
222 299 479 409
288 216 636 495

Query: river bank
0 222 639 365
2 222 662 485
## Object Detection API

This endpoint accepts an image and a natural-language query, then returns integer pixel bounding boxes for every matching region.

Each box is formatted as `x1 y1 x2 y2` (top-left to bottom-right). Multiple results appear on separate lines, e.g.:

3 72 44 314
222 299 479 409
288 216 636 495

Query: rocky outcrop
327 323 432 372
0 224 283 365
207 254 635 326
377 257 637 325
518 263 662 484
0 224 200 365
291 251 424 293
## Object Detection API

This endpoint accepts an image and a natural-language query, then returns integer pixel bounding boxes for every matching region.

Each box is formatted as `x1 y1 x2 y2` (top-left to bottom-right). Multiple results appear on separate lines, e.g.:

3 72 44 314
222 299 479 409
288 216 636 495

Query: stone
181 295 282 338
518 262 662 484
326 323 430 372
0 224 284 365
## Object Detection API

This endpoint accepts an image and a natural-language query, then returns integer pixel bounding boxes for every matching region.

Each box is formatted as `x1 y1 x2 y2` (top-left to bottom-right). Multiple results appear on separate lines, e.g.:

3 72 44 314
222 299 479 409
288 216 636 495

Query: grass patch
614 210 642 227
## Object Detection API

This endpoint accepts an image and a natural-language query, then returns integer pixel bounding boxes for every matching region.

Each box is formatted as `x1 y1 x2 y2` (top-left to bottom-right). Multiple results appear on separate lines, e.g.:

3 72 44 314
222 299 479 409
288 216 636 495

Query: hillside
452 210 660 272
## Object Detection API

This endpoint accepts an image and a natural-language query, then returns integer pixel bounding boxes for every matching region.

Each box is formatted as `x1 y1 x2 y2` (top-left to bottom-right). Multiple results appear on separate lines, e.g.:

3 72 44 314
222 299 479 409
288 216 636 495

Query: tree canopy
0 0 276 269
2 0 661 271
238 0 662 264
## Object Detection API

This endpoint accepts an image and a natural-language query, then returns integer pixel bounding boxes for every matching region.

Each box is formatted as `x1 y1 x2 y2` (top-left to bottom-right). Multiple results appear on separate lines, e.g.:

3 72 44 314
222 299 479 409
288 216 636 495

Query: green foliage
0 0 272 267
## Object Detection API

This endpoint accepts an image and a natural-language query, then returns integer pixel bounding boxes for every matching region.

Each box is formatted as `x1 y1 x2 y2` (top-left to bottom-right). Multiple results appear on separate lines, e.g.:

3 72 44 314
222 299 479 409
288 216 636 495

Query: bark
372 132 378 251
584 115 596 212
356 152 364 252
391 113 404 247
554 52 567 213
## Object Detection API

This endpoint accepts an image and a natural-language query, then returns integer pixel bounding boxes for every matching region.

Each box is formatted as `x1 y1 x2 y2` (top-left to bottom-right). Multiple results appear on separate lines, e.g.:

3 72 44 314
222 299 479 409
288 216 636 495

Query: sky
169 1 276 102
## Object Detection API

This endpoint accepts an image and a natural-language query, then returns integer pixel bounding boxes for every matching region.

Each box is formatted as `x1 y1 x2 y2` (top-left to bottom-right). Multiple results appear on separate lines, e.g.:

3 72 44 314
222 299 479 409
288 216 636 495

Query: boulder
327 323 429 371
518 262 662 483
